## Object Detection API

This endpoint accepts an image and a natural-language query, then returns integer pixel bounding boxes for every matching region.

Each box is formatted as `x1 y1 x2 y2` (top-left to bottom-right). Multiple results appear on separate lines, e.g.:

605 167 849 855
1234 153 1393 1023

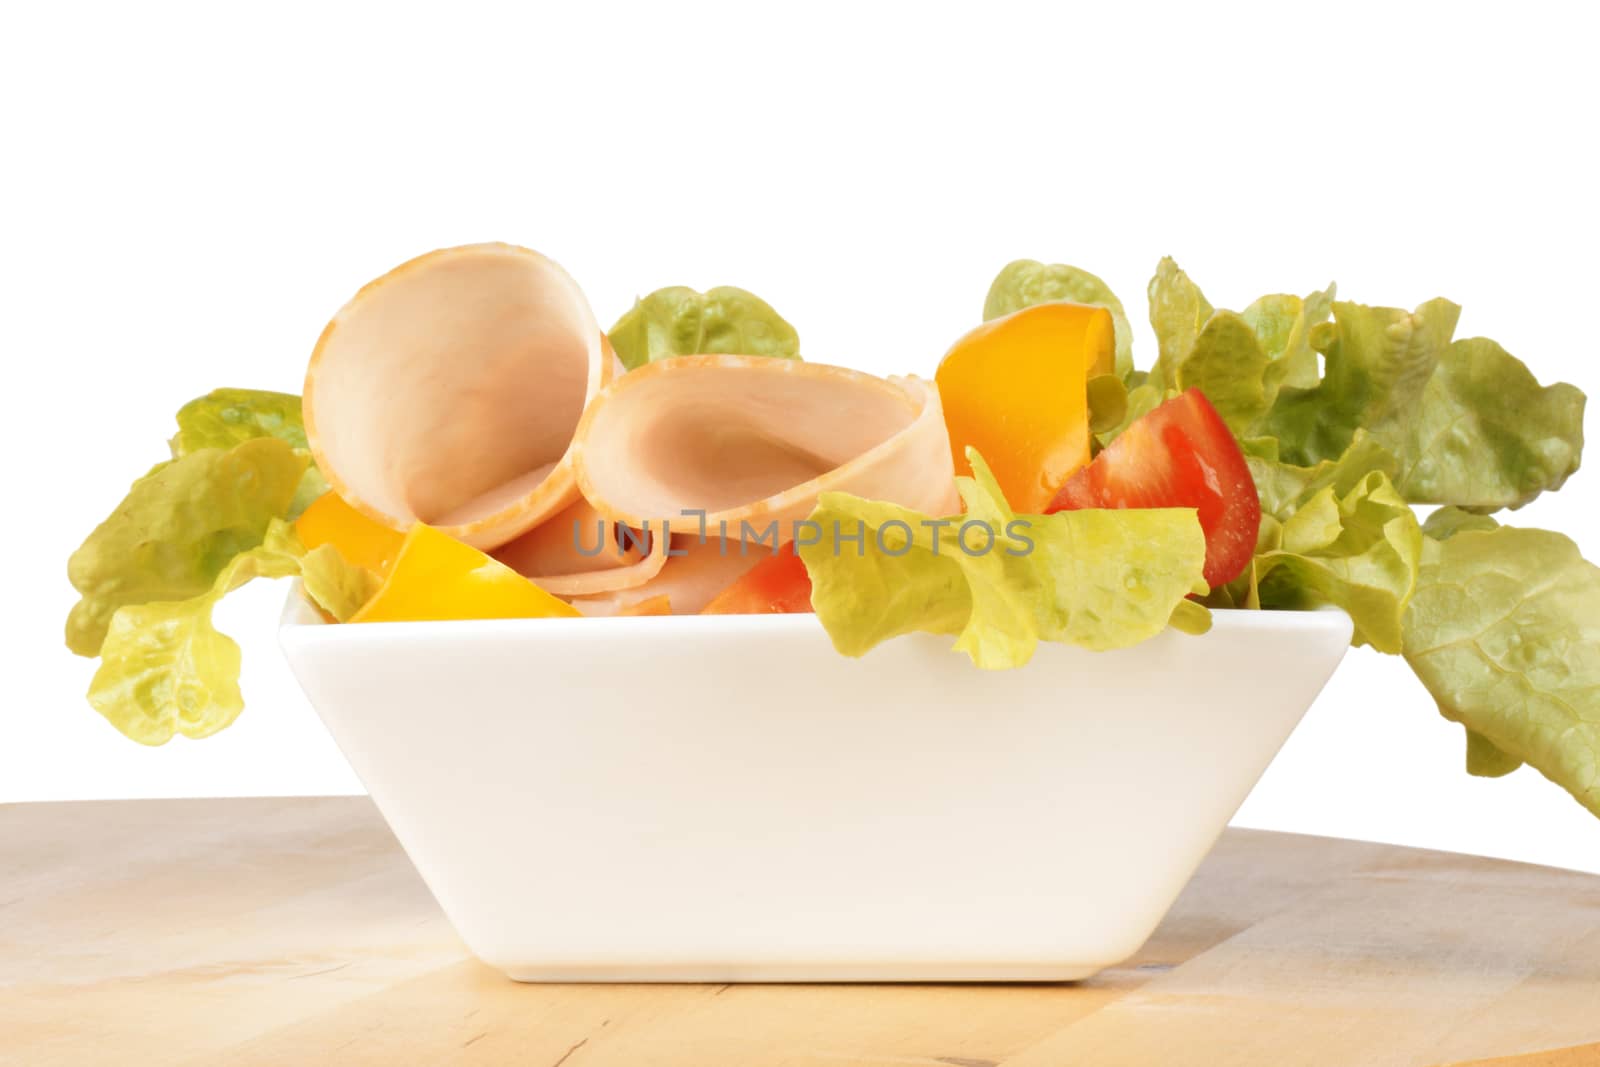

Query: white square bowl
279 595 1351 982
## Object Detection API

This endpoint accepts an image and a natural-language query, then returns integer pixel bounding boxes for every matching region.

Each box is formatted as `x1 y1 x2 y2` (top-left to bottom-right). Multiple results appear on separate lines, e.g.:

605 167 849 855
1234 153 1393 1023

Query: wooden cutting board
2 797 1597 1066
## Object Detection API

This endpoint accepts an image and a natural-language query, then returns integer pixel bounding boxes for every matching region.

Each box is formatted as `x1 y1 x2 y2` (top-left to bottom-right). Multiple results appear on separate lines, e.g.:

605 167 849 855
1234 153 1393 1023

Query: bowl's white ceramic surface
280 595 1352 982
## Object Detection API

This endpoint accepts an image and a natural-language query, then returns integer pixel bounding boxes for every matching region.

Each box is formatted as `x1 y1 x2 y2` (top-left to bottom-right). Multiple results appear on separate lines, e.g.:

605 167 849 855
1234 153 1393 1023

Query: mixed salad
67 246 1597 819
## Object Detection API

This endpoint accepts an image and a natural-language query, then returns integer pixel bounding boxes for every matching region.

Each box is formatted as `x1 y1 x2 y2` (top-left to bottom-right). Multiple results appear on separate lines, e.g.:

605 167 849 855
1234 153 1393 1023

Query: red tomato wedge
700 545 815 615
1046 388 1260 589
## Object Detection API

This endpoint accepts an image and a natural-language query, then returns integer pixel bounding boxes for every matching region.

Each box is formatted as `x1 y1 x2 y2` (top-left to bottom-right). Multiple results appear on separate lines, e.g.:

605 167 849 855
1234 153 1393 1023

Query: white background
4 3 1598 873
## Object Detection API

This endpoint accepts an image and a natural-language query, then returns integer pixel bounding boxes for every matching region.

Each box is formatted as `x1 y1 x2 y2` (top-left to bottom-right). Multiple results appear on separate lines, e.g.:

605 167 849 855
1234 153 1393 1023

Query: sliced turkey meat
566 535 775 616
569 356 960 544
303 243 610 551
493 499 670 597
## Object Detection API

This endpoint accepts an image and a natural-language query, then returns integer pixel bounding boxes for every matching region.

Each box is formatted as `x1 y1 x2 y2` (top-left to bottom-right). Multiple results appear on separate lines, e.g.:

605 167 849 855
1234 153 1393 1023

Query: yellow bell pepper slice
294 491 407 574
934 301 1114 513
350 523 580 623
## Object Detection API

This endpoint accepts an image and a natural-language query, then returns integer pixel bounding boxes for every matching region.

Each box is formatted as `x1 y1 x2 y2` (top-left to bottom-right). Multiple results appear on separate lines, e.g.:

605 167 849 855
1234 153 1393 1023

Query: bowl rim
279 585 1355 643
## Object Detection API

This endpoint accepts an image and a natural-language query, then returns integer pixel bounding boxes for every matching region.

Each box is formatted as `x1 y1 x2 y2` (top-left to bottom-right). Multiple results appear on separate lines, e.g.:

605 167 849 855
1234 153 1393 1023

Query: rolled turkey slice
493 499 670 597
567 535 772 616
303 243 610 551
569 357 960 543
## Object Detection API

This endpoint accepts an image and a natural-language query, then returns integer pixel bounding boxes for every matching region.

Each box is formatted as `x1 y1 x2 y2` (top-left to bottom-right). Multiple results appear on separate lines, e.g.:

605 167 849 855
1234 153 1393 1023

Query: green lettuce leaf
1167 597 1215 636
1262 298 1462 467
1393 338 1585 510
609 286 800 371
984 260 1135 379
66 438 308 657
170 388 328 518
1205 553 1263 611
1146 257 1213 391
1174 310 1272 433
87 521 303 744
1147 264 1583 513
1241 285 1336 393
799 449 1207 668
1412 510 1524 779
1253 298 1582 511
1247 432 1400 520
85 520 377 743
1143 260 1338 408
1252 470 1422 653
69 394 379 743
1003 256 1594 820
1403 522 1600 817
1420 505 1502 541
300 543 382 621
1086 374 1129 436
1153 282 1339 437
1464 730 1525 778
170 388 310 455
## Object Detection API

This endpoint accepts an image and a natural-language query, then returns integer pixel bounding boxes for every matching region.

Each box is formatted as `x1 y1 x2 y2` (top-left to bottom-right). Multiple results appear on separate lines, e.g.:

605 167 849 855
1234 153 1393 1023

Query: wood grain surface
2 798 1597 1066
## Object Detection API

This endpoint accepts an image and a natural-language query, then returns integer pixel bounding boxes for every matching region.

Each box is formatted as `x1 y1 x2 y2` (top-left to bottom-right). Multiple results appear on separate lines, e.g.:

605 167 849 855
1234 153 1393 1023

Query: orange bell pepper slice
350 523 579 623
294 491 407 574
935 302 1115 513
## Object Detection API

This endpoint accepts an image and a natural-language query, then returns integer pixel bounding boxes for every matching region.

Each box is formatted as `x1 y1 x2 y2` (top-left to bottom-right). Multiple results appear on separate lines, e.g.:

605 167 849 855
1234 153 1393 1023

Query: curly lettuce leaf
1147 265 1584 513
1257 298 1584 510
1262 298 1462 467
1146 257 1214 391
1419 509 1525 778
1153 282 1340 438
609 286 800 371
1086 373 1129 436
1464 730 1525 778
799 449 1207 668
1241 285 1336 392
1393 338 1586 509
85 521 376 743
1167 597 1215 636
66 438 308 657
1146 260 1339 408
984 260 1135 379
1252 470 1422 653
300 543 382 621
1049 256 1597 820
87 521 303 744
171 388 310 454
170 388 328 517
1174 310 1273 433
1247 432 1400 520
1421 505 1502 541
1403 521 1600 817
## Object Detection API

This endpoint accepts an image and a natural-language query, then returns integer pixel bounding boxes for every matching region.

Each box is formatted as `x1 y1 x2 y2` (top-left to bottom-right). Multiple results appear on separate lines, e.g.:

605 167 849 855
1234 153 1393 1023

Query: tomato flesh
701 545 814 614
1046 388 1260 589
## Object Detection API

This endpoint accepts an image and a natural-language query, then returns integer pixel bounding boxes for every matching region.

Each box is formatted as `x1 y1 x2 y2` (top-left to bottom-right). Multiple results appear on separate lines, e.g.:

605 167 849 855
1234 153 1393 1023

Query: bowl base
503 962 1107 983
